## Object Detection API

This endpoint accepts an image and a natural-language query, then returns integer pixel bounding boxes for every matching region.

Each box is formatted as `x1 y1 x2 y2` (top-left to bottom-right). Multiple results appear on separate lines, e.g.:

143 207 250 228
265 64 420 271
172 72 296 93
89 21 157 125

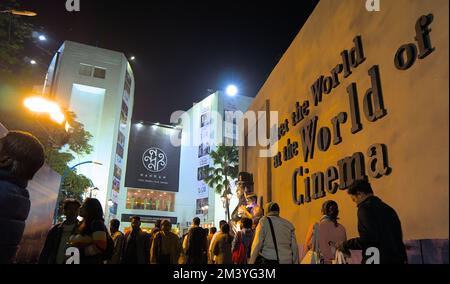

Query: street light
1 10 38 16
38 35 47 41
87 187 100 198
201 205 209 222
130 56 136 61
24 96 66 125
0 9 37 43
221 187 232 222
29 59 37 65
226 85 238 97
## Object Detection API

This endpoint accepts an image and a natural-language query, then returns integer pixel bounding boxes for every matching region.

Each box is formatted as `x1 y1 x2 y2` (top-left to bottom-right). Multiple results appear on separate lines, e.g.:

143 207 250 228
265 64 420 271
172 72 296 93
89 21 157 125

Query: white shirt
56 223 76 264
249 215 299 264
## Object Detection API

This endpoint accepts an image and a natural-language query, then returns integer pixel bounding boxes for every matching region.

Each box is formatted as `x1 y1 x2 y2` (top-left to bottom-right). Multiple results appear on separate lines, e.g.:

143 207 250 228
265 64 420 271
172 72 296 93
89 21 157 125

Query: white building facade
44 41 135 220
178 91 253 232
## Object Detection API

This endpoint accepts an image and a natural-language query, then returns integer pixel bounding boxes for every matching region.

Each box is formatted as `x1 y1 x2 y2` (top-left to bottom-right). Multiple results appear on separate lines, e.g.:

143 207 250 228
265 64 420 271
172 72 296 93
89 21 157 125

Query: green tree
203 145 239 221
1 0 91 220
0 0 34 80
0 88 93 206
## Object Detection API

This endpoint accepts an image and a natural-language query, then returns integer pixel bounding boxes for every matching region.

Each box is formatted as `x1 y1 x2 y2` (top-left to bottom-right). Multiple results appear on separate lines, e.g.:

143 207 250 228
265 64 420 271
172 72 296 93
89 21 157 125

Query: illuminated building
43 41 134 219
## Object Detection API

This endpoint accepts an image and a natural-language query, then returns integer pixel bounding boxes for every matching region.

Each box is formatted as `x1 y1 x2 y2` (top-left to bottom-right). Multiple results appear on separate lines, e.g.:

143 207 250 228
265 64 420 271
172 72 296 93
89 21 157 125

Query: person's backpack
232 232 247 264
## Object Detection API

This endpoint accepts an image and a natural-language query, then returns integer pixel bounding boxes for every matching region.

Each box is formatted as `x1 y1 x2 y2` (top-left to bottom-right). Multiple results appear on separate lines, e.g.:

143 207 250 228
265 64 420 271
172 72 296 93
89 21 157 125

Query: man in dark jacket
338 179 407 264
38 199 81 264
184 217 207 264
122 216 151 264
0 131 45 264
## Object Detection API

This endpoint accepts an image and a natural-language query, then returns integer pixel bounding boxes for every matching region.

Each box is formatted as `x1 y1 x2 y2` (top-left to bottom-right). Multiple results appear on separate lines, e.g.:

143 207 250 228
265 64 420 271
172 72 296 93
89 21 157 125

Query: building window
93 67 106 79
126 189 175 212
79 64 93 77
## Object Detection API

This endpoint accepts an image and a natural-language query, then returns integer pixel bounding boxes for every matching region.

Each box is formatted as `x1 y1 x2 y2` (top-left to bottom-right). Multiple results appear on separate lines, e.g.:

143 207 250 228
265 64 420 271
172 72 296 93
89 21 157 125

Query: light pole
53 161 102 224
220 187 233 222
0 9 37 43
201 205 209 223
87 186 100 198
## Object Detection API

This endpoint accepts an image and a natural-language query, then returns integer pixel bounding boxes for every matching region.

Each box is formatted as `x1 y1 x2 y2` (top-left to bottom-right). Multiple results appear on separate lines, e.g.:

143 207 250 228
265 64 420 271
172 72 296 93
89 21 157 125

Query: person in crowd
208 220 227 264
67 198 108 264
150 220 182 264
213 223 234 264
337 179 407 264
39 199 81 264
249 202 299 264
122 216 151 264
303 200 347 264
231 172 254 224
179 232 189 264
184 217 207 264
149 219 162 249
206 227 217 264
106 219 124 264
232 217 254 264
238 193 263 229
0 131 45 264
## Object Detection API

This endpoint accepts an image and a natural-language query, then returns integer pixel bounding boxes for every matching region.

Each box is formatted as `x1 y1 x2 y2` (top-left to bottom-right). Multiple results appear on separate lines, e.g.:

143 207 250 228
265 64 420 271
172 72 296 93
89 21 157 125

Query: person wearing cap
238 192 263 229
249 202 299 264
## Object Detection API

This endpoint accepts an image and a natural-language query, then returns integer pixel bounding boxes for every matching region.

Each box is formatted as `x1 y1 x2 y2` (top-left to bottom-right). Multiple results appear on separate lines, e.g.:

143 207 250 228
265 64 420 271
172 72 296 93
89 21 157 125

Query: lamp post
0 9 37 43
220 187 232 222
87 186 100 198
24 96 67 125
53 161 102 224
201 205 209 223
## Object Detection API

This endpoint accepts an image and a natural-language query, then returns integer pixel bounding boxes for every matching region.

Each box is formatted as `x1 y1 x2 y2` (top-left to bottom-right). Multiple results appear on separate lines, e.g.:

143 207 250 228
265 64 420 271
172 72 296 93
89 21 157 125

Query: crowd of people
0 131 408 264
36 179 408 265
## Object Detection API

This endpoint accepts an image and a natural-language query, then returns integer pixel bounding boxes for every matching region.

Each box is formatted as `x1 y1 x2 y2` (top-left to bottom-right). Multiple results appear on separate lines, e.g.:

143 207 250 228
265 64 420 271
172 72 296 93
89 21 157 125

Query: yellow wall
242 0 449 245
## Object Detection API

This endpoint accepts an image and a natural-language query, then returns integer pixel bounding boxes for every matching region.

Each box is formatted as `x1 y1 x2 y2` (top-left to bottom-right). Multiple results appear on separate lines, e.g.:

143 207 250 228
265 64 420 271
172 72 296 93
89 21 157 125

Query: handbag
332 250 348 264
255 217 279 264
301 223 321 264
232 232 247 264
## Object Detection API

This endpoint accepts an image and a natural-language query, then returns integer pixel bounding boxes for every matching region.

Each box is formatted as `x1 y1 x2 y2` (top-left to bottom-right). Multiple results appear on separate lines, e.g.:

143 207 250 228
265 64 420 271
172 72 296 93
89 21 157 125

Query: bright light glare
38 35 47 41
130 56 136 61
65 121 71 132
30 60 37 65
50 111 65 124
24 97 50 113
24 96 65 124
226 85 238 96
11 10 37 17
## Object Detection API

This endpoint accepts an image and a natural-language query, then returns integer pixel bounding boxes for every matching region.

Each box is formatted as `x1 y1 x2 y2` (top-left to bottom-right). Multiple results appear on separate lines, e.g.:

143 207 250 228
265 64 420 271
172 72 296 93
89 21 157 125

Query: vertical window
79 64 93 76
93 67 106 79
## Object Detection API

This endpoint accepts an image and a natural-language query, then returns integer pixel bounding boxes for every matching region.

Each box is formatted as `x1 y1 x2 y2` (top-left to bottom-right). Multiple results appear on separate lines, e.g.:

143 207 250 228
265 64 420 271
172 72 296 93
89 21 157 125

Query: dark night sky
19 0 319 124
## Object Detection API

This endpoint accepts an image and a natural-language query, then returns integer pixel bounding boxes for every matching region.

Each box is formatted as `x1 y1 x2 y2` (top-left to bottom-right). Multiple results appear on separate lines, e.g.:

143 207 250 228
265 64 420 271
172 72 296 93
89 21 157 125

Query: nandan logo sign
142 148 168 173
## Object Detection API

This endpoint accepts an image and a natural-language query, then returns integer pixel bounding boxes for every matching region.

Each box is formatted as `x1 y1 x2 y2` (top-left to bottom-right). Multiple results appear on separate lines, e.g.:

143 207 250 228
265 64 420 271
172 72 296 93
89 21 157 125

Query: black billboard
125 123 181 192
